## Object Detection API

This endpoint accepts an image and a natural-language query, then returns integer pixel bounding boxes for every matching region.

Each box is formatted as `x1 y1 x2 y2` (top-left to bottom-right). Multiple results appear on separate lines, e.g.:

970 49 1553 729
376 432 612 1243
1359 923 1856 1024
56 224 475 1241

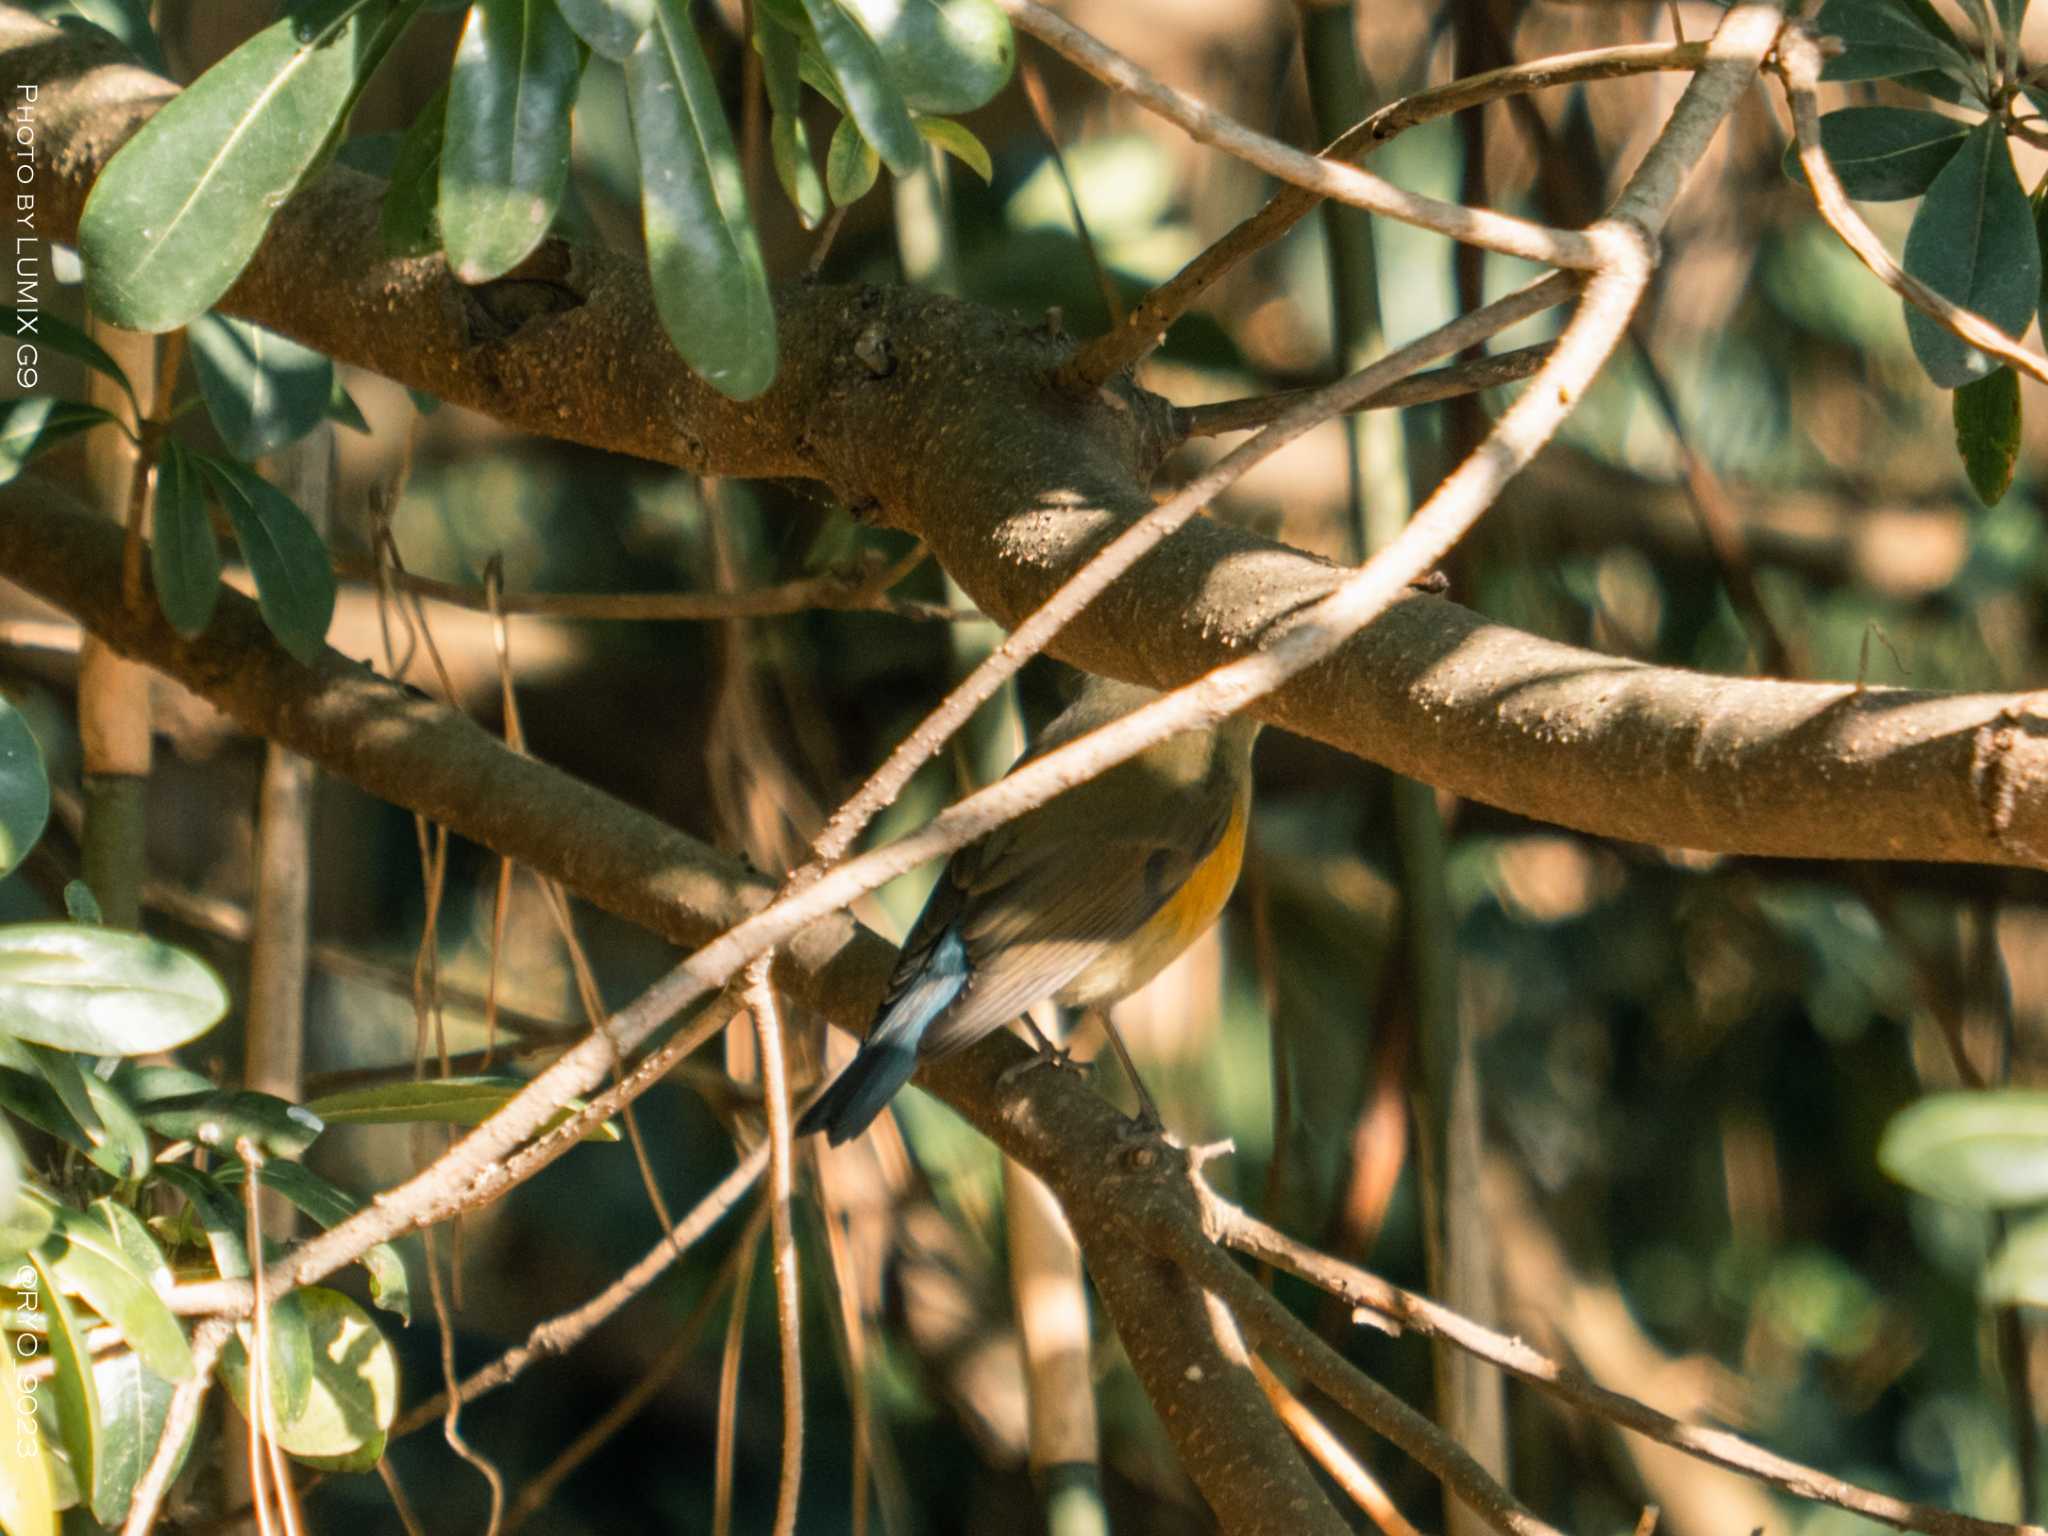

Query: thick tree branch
6 10 2044 867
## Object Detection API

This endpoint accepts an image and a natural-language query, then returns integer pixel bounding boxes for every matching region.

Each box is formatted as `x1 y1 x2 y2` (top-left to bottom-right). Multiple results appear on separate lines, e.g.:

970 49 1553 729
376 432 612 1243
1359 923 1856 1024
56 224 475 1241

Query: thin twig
743 961 805 1536
1175 344 1554 439
713 1212 764 1536
1019 52 1124 326
121 1318 233 1536
1250 1353 1426 1536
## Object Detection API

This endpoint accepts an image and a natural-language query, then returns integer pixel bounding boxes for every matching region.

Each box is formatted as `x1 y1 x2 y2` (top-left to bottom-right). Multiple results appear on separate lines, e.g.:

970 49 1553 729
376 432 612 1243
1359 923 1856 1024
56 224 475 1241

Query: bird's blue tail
797 929 969 1145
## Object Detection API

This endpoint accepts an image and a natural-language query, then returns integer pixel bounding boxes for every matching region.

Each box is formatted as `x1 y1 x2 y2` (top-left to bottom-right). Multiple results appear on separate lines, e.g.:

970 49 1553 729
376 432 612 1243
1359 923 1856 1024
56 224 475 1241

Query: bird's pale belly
1055 793 1249 1008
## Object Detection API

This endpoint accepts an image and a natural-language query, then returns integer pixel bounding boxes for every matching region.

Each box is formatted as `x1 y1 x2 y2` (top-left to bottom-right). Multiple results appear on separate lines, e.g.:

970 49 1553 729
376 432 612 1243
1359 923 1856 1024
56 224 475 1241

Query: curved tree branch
3 11 2042 867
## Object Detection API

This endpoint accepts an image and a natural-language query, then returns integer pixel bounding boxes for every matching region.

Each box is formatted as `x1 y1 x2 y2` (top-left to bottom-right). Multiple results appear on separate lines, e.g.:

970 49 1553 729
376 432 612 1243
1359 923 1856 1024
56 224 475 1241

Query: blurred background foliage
4 0 2046 1531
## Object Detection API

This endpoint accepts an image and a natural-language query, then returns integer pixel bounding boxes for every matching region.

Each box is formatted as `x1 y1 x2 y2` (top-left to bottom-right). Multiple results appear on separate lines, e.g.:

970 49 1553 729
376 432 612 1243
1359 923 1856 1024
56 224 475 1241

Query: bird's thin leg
998 1006 1088 1089
1090 1008 1164 1132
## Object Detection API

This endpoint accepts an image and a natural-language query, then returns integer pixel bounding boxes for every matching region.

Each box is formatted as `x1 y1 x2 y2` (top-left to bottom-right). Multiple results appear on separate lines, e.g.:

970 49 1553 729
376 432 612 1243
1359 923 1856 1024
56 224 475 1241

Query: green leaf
916 115 991 182
1783 107 1969 202
23 1046 148 1181
304 1076 621 1141
187 314 335 461
826 113 881 205
150 441 222 637
77 0 391 332
108 1064 215 1104
2 308 136 411
218 1288 398 1471
89 1352 181 1528
27 1251 98 1504
555 0 652 61
215 1161 410 1322
18 0 165 73
628 2 777 400
381 83 448 257
838 0 1011 113
757 10 803 114
797 44 849 113
149 1165 251 1280
60 883 100 926
266 1291 316 1424
0 698 49 880
0 1122 46 1258
37 1204 193 1381
1901 121 2040 388
326 376 371 435
0 1068 95 1155
1815 0 1978 83
134 1090 324 1158
0 398 119 485
1880 1090 2048 1206
0 1346 56 1536
1954 366 2021 504
798 0 921 173
771 114 828 229
440 0 584 282
194 456 337 664
0 925 229 1056
86 1201 173 1297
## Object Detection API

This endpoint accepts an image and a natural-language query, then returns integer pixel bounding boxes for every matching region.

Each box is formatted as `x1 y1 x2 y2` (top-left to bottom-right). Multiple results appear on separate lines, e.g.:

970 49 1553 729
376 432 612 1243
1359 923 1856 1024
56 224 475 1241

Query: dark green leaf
3 308 136 410
382 83 448 256
1815 0 1978 83
335 130 404 177
839 0 1011 113
217 1288 398 1471
441 0 584 282
151 441 222 637
1783 107 1969 201
0 1123 46 1258
135 1090 324 1157
150 1164 251 1280
267 1291 316 1423
26 1251 98 1502
24 1046 148 1180
757 10 803 114
0 1068 94 1153
110 1064 216 1104
60 883 100 926
798 0 921 173
194 456 337 664
89 1352 180 1527
771 114 828 228
1880 1090 2048 1205
187 314 335 460
916 115 991 182
1954 366 2021 504
77 0 391 331
36 1203 193 1380
304 1076 621 1141
1901 121 2039 388
555 0 652 60
826 113 880 205
326 377 371 434
627 2 777 400
408 388 443 416
0 697 49 880
18 0 165 72
0 926 229 1056
0 398 119 485
215 1161 410 1322
797 44 849 112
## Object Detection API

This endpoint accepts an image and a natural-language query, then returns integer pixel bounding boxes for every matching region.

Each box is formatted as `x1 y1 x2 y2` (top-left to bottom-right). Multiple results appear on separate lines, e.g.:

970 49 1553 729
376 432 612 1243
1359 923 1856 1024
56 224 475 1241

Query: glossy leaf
839 0 1011 113
827 113 881 205
1784 107 1969 201
187 314 335 460
218 1288 398 1471
136 1090 323 1157
1954 366 2021 504
916 115 991 181
23 1045 146 1181
2 308 136 410
0 398 118 486
194 456 337 664
89 1352 180 1527
77 0 390 331
19 0 162 69
150 441 222 637
150 1165 250 1280
27 1251 98 1504
266 1292 317 1424
772 114 828 228
441 0 584 282
0 925 229 1056
555 0 652 60
86 1202 172 1298
798 0 921 173
215 1161 410 1322
0 698 49 880
1880 1090 2048 1206
38 1205 192 1381
627 2 777 399
304 1076 621 1140
1901 122 2039 388
381 83 448 256
1814 0 1976 83
0 1345 57 1536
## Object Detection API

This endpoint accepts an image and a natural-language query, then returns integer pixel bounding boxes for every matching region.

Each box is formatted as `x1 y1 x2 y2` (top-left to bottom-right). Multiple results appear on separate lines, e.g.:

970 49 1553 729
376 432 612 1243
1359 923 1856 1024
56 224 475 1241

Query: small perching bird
797 675 1261 1145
